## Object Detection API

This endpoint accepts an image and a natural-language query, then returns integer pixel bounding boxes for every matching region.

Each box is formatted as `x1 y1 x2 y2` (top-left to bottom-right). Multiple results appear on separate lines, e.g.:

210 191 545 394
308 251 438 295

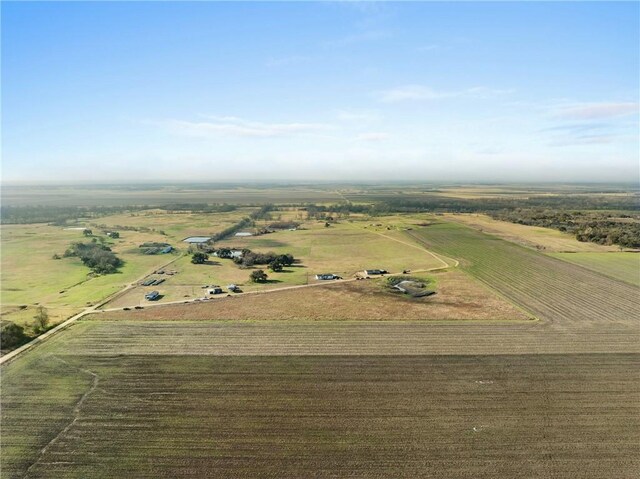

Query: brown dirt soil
99 270 530 322
4 353 638 478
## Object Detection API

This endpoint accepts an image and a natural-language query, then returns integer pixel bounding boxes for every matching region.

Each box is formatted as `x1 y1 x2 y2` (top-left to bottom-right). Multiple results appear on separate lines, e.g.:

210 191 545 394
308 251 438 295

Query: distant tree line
298 196 640 248
250 204 275 220
268 221 300 230
1 202 243 225
489 209 640 248
211 218 253 242
208 205 275 242
300 194 639 218
0 205 148 225
160 203 237 213
63 241 123 274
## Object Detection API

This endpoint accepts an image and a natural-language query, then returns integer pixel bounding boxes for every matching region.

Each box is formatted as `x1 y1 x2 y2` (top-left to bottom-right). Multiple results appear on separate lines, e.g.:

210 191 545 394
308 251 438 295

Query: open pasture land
407 223 640 324
106 219 447 307
445 213 621 252
550 252 640 287
218 219 447 275
102 270 530 321
2 324 638 479
92 208 250 242
0 224 177 328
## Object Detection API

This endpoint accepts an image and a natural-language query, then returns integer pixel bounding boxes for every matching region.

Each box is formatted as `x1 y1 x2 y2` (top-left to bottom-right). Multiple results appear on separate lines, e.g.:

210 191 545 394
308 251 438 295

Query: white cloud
355 132 390 142
162 116 332 138
377 85 447 102
335 109 382 122
265 55 310 68
554 102 639 120
548 134 618 147
376 84 512 103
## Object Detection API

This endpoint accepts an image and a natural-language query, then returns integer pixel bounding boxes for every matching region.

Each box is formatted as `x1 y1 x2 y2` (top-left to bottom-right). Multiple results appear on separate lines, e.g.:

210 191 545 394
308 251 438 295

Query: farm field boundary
406 223 640 325
549 252 640 287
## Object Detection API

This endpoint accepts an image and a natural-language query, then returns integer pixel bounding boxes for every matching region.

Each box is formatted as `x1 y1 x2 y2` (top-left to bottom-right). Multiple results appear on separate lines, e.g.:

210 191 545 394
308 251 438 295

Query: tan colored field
444 213 621 252
100 270 530 321
93 208 251 242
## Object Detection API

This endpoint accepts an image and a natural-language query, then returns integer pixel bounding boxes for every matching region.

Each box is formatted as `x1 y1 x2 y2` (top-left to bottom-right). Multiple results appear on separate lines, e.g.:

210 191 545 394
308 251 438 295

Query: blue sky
2 1 639 183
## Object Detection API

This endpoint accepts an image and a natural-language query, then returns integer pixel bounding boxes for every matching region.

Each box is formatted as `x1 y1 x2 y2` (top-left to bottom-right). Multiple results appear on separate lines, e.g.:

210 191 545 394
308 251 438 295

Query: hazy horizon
3 2 639 183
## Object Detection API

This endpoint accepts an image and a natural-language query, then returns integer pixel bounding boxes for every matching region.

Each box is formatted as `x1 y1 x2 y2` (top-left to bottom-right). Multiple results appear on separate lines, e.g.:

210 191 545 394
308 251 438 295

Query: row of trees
232 250 295 271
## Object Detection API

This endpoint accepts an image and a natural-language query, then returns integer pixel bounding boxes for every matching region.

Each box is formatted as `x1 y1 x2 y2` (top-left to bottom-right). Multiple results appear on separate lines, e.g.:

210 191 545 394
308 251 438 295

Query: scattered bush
191 252 209 264
250 269 268 282
32 306 50 334
0 321 28 350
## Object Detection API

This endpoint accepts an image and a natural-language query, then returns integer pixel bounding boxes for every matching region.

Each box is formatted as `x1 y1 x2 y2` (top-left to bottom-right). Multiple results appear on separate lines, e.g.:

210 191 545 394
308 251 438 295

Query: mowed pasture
550 252 640 287
102 270 530 321
93 208 250 243
106 219 448 307
217 219 448 275
0 224 177 328
2 328 638 479
407 223 640 324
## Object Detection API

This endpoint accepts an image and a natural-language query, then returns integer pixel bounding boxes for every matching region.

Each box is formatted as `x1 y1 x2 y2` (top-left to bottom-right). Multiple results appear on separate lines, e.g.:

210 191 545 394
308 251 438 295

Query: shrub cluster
63 241 123 274
0 321 28 350
232 250 294 269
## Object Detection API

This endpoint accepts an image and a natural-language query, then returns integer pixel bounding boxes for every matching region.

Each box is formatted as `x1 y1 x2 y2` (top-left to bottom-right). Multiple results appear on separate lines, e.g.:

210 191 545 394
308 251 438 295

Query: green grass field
2 319 638 478
94 208 251 243
106 217 448 307
0 224 179 328
407 222 639 324
550 252 640 286
1 210 450 329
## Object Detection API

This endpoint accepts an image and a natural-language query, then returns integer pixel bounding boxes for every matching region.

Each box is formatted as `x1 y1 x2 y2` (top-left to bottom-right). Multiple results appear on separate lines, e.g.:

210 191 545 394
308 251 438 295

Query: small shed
183 236 212 244
364 269 388 276
315 274 339 280
145 291 160 301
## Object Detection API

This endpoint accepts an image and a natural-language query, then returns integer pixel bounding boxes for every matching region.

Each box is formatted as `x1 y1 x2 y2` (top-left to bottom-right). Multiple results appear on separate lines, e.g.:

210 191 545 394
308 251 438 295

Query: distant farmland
407 223 639 324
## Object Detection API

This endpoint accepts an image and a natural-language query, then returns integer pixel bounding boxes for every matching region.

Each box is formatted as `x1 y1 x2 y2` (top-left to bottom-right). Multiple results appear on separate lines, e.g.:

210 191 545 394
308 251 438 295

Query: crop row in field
407 223 640 324
24 319 640 357
550 252 640 287
2 340 638 478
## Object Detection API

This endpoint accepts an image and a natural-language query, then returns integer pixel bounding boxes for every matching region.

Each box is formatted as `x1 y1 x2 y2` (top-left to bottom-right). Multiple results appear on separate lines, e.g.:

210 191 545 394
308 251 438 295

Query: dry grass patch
100 270 529 321
445 213 621 252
